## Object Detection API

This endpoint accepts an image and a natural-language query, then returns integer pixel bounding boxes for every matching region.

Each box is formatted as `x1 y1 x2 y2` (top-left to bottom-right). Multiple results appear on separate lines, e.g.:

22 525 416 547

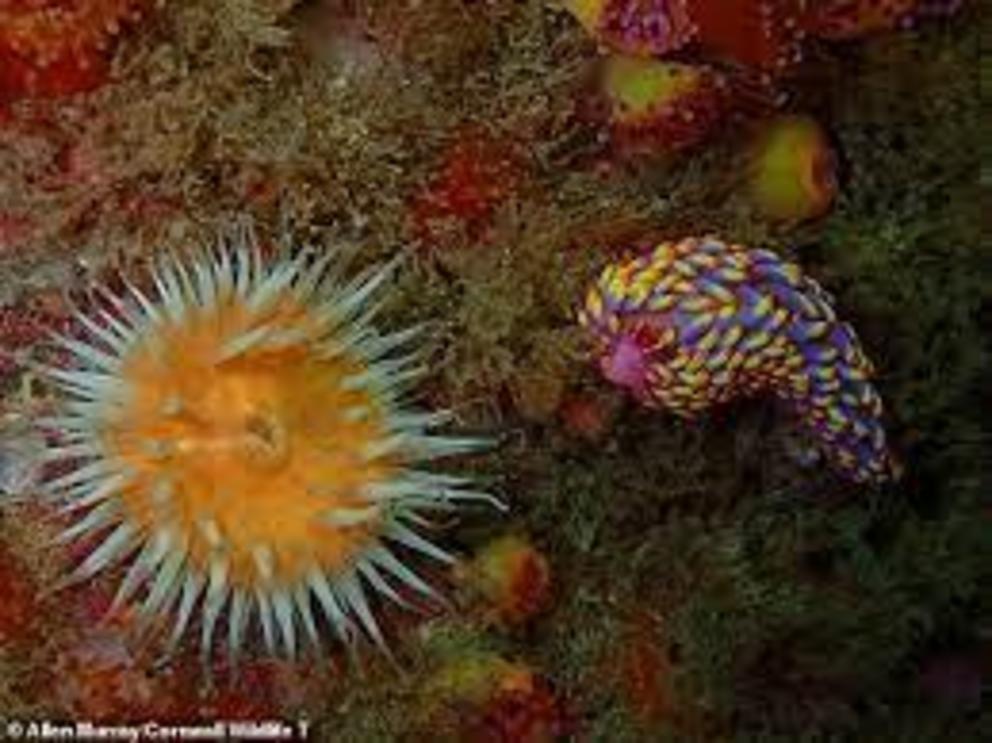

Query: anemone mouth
42 238 502 659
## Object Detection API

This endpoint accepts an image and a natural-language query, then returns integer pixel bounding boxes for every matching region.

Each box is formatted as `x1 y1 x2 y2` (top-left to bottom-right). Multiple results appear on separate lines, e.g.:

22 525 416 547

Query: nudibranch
747 115 837 222
600 55 729 156
578 236 898 483
41 236 501 658
0 0 148 101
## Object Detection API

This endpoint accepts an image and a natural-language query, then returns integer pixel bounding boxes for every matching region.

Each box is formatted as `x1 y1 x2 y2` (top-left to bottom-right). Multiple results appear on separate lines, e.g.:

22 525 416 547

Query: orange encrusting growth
0 0 145 64
107 294 394 591
0 0 149 101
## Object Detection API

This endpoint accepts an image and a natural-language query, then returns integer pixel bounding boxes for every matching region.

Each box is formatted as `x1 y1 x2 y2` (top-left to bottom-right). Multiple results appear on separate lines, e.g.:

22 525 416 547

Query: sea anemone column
41 238 500 659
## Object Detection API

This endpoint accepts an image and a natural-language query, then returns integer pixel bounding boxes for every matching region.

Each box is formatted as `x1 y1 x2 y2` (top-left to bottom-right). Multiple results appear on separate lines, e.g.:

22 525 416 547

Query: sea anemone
747 115 837 222
578 236 898 483
599 55 729 157
40 234 501 659
0 0 148 102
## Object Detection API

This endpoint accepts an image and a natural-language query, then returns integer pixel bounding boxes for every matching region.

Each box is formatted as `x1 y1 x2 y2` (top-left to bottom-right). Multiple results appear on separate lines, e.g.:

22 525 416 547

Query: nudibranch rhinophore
41 236 501 659
579 236 898 483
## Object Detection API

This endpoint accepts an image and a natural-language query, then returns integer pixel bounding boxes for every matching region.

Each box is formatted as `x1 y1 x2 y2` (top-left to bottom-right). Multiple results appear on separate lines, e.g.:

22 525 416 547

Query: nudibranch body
579 237 898 483
42 237 500 658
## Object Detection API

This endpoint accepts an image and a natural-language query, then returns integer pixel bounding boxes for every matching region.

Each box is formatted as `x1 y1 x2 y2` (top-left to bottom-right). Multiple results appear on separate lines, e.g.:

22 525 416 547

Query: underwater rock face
579 236 898 483
41 237 500 659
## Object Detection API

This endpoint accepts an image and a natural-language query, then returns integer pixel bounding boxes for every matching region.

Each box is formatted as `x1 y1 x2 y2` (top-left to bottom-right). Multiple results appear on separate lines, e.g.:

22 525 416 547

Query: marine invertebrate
578 236 898 483
599 55 729 156
41 235 500 658
0 0 148 102
747 115 837 222
563 0 806 74
410 126 526 247
563 0 696 57
423 652 568 742
457 534 551 625
687 0 807 74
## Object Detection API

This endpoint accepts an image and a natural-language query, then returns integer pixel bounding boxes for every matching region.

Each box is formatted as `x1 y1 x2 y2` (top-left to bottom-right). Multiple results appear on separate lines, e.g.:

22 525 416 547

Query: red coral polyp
411 127 526 246
0 0 148 102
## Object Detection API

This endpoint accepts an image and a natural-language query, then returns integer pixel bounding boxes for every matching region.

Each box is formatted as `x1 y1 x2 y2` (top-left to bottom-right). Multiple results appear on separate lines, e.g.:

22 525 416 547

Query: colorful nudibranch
578 236 898 483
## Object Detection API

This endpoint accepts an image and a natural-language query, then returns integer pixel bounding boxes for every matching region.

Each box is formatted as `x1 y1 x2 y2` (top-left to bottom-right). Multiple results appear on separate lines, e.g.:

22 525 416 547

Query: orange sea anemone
40 233 502 659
